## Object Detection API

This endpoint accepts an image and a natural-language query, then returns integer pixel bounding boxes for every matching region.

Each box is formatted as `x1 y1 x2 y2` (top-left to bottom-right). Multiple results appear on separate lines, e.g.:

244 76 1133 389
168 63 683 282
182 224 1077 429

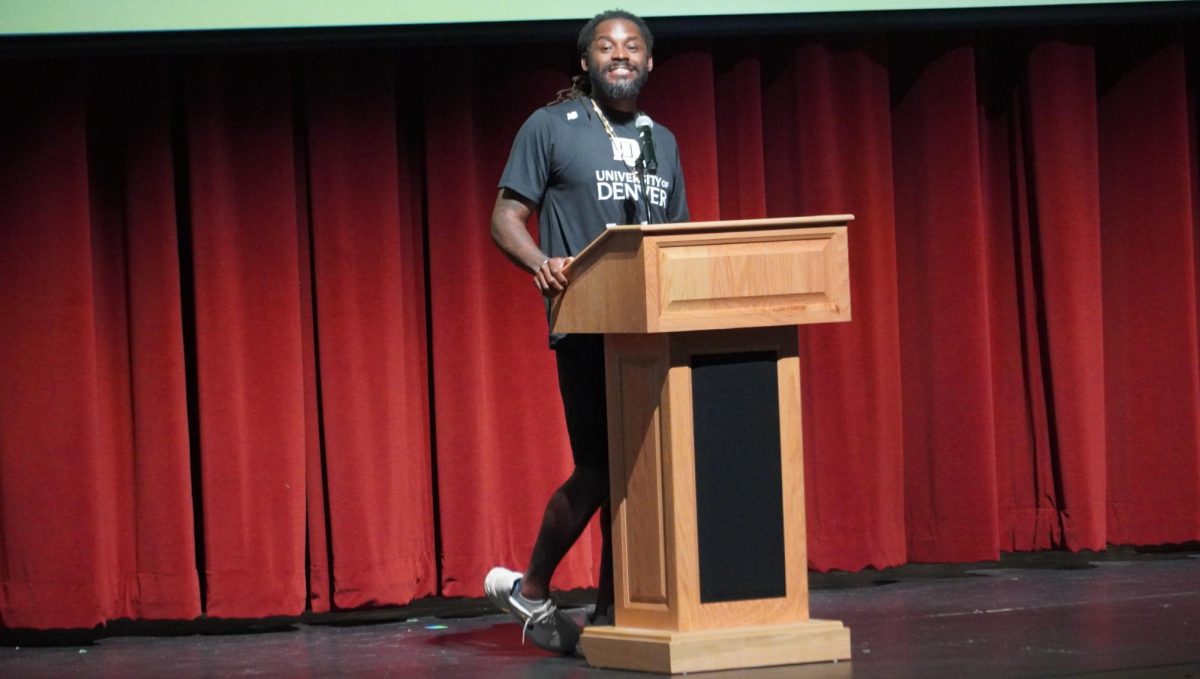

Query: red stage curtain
762 38 909 571
301 51 436 611
1 22 1199 629
893 39 1002 563
1098 36 1200 543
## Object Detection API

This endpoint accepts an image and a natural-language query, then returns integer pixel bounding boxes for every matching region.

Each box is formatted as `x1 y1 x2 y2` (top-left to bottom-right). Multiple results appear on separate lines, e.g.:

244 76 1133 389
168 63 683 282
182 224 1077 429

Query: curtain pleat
303 50 436 609
893 41 1001 563
977 45 1064 552
0 24 1198 629
714 42 767 220
184 54 308 617
0 65 118 628
1098 38 1200 543
640 44 721 221
1023 40 1109 550
89 60 201 621
763 39 909 571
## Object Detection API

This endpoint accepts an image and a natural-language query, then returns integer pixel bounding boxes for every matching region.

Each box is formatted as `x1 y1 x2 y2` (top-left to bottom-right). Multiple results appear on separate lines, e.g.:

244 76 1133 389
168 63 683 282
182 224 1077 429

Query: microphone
635 114 658 175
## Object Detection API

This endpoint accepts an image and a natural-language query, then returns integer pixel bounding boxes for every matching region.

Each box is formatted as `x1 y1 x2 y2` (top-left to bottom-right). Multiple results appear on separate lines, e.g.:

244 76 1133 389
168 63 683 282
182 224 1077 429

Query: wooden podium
551 215 855 674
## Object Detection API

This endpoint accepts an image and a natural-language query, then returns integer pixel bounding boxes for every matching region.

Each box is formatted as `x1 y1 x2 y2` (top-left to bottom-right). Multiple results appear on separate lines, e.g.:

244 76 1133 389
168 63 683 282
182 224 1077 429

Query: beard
588 61 649 100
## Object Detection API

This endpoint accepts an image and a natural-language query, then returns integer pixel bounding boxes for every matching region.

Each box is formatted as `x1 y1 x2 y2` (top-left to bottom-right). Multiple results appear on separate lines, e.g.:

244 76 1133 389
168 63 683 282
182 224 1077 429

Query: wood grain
575 217 853 672
551 216 852 334
580 619 852 674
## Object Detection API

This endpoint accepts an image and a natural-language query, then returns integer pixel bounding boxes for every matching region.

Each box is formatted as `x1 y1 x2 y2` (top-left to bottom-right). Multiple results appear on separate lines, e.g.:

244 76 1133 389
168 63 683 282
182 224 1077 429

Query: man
483 9 689 655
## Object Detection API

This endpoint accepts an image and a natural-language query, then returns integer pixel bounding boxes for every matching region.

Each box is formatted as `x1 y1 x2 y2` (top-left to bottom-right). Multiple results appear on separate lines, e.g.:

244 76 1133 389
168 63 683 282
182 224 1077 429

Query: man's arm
491 188 573 297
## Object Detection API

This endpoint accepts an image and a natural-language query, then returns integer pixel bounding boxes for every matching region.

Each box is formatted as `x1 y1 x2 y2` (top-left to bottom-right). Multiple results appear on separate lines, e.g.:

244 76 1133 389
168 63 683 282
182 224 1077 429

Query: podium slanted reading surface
551 215 854 674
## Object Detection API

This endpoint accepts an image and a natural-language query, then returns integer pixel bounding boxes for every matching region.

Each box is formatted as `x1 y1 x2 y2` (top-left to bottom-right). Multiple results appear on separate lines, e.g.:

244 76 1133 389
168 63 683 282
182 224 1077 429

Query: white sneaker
484 566 580 655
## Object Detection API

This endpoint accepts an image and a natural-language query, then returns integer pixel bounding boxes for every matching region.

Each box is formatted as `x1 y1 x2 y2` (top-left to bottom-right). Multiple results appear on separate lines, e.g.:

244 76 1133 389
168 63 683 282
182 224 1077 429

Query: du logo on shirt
611 137 641 168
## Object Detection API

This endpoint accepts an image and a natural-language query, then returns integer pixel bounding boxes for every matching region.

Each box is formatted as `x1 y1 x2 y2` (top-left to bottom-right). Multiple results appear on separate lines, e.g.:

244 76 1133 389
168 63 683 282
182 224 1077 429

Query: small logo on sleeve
567 111 578 121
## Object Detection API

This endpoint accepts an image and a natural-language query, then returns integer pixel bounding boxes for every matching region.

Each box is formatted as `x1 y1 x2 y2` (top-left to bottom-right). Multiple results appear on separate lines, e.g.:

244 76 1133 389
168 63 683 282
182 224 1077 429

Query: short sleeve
498 108 553 206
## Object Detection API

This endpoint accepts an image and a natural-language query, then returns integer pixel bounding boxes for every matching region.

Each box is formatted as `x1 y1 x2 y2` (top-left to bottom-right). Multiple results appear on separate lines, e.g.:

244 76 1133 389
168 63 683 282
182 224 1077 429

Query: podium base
579 619 852 674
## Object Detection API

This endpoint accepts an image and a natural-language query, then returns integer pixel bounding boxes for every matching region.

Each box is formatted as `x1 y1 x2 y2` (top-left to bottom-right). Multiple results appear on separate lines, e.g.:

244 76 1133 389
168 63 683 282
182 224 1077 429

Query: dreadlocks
549 9 654 105
550 73 592 105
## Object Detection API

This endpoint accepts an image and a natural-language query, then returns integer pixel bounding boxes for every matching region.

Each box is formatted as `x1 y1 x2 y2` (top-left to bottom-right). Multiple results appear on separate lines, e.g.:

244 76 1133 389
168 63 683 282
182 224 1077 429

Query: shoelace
509 579 555 646
519 605 556 646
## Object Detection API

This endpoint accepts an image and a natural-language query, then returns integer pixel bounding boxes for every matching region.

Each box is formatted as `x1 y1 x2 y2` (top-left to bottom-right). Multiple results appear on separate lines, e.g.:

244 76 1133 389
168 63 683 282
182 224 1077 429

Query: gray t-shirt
498 97 690 260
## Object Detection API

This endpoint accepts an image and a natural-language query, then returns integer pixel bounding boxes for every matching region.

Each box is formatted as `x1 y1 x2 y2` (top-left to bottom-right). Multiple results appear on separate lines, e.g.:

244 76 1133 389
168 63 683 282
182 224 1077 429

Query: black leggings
554 334 608 471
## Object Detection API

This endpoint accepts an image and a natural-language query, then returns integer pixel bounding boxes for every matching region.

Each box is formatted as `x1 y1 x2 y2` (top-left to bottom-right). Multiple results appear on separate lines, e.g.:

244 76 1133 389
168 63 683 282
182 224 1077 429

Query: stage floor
2 549 1198 678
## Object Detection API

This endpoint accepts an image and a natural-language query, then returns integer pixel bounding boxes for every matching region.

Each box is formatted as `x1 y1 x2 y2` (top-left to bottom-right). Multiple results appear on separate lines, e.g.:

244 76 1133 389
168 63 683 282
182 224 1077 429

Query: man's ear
580 57 589 74
647 56 654 73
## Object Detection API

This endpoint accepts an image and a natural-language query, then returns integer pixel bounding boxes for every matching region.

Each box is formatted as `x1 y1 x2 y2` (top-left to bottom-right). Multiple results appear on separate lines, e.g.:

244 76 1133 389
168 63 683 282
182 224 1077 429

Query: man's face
582 18 653 101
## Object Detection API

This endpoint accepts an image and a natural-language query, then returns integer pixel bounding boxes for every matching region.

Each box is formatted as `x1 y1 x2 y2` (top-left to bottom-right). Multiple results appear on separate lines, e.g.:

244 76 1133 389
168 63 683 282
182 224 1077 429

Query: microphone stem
639 165 653 225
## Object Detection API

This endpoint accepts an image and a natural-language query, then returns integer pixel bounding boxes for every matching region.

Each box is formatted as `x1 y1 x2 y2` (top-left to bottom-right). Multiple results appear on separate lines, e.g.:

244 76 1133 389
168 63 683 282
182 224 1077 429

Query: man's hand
533 256 575 298
492 188 577 297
